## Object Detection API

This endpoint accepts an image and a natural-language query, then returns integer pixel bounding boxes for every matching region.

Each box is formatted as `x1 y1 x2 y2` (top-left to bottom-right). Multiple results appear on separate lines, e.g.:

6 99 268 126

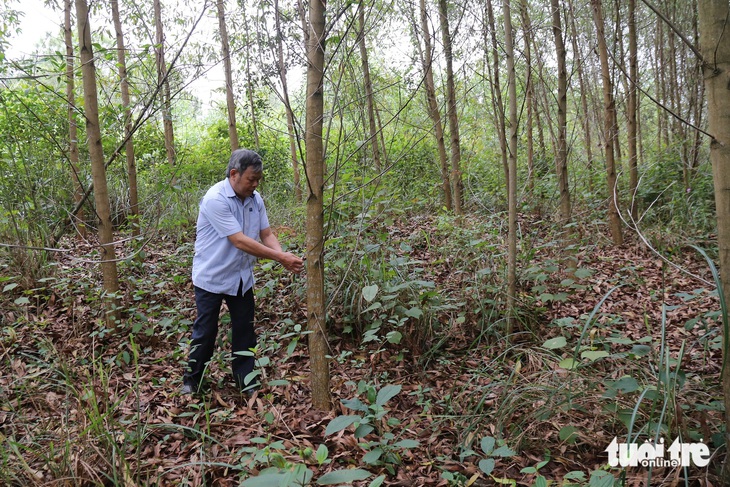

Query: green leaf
324 415 362 436
362 285 379 303
316 468 372 485
241 468 288 486
581 350 609 361
559 358 578 370
266 379 290 387
542 336 567 349
479 458 495 475
362 448 383 464
393 439 419 448
492 445 517 457
375 384 402 406
3 282 18 292
481 436 496 455
386 331 403 344
574 268 593 279
316 444 329 464
405 307 423 318
368 475 386 487
559 426 580 444
14 297 29 305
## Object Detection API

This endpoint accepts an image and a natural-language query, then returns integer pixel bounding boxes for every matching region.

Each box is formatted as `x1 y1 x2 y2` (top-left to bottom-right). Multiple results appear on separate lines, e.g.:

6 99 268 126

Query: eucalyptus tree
304 0 331 411
437 0 463 215
550 0 570 224
357 0 382 173
503 0 518 334
75 0 121 325
111 0 140 236
216 0 239 152
413 0 452 211
698 2 730 479
154 0 176 166
64 0 86 238
590 0 623 245
519 0 535 196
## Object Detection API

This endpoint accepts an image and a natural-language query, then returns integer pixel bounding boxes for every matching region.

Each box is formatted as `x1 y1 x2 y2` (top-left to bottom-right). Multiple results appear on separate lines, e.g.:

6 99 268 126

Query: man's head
227 149 263 200
226 149 263 177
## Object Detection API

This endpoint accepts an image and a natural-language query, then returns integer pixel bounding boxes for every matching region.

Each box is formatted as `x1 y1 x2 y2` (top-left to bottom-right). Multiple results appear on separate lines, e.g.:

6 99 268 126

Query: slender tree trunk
698 0 730 480
503 0 517 335
550 0 571 224
591 0 623 245
111 0 139 237
438 0 463 214
358 2 381 173
486 0 508 186
75 0 121 326
65 0 86 239
627 0 639 221
154 0 175 166
519 0 534 197
568 0 595 192
217 0 239 152
275 0 302 203
417 0 451 211
243 10 261 151
305 0 331 411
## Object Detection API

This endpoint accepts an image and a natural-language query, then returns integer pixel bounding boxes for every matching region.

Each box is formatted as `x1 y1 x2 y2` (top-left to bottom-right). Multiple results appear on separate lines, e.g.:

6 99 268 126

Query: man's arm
227 229 303 273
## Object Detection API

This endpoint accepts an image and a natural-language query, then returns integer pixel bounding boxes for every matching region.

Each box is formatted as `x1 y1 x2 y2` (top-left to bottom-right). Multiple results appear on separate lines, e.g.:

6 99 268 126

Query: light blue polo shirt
192 178 270 295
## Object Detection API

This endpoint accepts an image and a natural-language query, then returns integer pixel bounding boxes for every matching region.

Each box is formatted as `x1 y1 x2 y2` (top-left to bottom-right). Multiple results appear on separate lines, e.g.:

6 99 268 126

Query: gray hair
226 149 263 177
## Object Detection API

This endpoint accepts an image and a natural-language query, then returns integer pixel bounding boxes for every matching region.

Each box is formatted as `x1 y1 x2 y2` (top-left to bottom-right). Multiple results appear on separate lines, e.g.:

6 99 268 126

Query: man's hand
279 252 304 274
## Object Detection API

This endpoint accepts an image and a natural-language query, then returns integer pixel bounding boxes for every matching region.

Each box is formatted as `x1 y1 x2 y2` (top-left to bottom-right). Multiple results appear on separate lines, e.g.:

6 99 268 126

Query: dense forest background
0 0 728 485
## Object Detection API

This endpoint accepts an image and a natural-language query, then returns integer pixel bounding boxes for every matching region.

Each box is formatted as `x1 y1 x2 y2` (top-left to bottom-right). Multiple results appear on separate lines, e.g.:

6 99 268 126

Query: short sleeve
200 195 242 238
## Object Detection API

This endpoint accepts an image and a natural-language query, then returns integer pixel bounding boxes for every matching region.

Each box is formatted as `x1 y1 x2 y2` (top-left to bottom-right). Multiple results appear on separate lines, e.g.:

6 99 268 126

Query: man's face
230 166 262 200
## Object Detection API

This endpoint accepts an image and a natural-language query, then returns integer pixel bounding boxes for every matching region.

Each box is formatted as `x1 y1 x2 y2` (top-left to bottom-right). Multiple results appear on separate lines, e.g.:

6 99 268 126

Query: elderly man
182 149 303 395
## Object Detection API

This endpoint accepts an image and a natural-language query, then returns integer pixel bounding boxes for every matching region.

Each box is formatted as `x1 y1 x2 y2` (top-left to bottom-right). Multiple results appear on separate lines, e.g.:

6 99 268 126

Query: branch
640 0 704 63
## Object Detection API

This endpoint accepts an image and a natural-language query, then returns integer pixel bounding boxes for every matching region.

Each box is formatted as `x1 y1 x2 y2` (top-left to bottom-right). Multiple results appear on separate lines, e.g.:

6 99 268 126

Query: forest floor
0 212 725 486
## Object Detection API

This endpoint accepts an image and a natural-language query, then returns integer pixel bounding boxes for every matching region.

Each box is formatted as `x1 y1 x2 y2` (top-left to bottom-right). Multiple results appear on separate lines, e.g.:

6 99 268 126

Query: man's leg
227 285 257 391
183 286 223 392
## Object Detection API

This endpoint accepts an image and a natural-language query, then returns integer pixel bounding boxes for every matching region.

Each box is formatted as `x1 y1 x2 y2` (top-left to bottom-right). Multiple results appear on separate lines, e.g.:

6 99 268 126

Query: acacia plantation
1 0 729 485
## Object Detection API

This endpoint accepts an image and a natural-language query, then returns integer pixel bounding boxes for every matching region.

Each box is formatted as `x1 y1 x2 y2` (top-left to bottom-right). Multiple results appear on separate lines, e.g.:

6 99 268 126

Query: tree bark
111 0 139 237
503 0 518 336
358 2 381 173
154 0 175 166
698 1 730 480
627 0 639 221
75 0 121 326
305 0 331 411
550 0 571 224
591 0 623 245
417 0 451 211
64 0 86 239
217 0 239 152
519 0 535 197
438 0 463 215
275 0 302 203
485 0 508 186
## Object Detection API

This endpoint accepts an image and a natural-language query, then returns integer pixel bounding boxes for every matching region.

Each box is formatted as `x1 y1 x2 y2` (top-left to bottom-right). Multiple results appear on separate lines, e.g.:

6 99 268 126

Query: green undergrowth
0 209 724 486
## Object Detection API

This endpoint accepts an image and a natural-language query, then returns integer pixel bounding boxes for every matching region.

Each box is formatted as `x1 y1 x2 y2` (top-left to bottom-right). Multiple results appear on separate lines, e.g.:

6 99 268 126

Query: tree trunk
519 0 534 197
358 2 381 173
111 0 139 237
590 0 623 245
485 0 508 186
75 0 121 326
627 0 639 221
154 0 175 166
568 0 595 192
275 0 302 203
417 0 451 211
64 0 86 239
550 0 571 224
243 10 261 151
438 0 463 215
503 0 518 336
305 0 331 411
698 1 730 480
217 0 239 152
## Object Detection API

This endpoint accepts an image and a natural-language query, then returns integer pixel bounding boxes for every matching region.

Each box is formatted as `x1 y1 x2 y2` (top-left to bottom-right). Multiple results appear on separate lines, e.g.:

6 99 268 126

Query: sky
6 0 61 59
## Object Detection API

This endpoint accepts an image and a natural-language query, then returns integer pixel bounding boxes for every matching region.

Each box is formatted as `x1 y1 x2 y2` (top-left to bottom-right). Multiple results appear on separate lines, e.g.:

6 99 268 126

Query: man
182 149 303 395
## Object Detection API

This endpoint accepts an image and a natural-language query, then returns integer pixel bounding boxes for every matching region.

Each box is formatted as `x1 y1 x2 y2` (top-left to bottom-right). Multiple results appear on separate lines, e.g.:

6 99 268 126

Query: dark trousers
183 282 257 391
